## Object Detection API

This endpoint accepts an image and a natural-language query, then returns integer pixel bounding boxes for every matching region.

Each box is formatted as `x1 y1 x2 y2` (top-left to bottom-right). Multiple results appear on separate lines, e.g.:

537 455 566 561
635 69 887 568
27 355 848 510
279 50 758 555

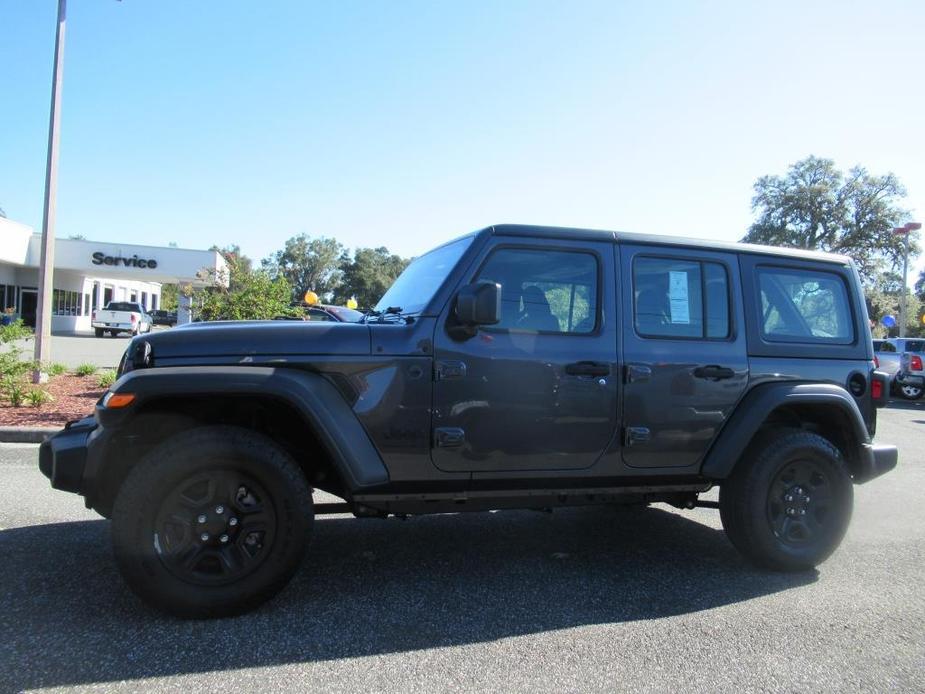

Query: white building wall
0 217 225 332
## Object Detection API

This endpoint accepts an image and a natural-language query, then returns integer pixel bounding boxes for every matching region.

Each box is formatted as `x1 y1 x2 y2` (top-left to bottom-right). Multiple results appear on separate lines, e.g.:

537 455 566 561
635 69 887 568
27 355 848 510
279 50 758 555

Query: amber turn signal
104 392 136 409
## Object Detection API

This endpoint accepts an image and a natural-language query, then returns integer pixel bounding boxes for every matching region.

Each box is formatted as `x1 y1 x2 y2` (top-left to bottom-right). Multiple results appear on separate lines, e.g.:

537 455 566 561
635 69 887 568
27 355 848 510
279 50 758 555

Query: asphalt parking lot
1 404 923 692
13 328 171 370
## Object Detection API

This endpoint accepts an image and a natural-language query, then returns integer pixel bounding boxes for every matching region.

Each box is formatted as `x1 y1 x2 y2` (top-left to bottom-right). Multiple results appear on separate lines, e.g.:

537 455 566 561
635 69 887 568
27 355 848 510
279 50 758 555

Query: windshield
323 306 364 323
373 236 474 315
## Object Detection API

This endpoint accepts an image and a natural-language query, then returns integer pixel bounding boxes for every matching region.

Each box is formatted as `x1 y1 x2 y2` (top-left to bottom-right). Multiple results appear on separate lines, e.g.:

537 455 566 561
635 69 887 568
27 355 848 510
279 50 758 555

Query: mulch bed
0 374 105 428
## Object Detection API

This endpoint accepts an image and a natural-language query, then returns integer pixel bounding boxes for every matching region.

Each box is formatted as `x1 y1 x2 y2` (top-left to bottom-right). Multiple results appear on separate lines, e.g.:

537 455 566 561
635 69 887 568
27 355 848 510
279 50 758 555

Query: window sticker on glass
669 271 690 324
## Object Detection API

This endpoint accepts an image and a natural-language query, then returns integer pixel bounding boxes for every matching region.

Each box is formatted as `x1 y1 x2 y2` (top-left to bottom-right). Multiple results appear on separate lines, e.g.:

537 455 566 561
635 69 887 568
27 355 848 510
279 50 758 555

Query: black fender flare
700 382 871 480
93 366 390 491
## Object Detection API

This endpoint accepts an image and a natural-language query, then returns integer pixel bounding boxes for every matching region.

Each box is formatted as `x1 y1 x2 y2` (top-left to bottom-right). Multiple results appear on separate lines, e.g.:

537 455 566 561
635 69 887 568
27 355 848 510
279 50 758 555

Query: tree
742 156 915 282
198 264 294 321
160 283 179 312
263 235 344 301
210 244 253 291
337 247 410 308
868 270 924 337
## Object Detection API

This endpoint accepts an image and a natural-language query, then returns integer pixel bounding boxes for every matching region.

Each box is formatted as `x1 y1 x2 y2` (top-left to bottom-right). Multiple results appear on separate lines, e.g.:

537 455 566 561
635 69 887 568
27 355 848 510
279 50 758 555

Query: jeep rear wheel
720 429 852 571
111 426 313 618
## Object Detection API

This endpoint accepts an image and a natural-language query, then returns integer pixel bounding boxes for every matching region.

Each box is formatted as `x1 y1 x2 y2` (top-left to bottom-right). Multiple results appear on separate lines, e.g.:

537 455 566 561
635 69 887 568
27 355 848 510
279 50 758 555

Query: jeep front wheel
111 426 313 618
719 430 853 571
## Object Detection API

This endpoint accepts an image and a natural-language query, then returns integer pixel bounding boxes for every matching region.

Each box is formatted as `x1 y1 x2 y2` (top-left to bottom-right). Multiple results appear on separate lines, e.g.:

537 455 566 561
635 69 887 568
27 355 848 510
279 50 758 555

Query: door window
633 257 730 339
475 248 598 334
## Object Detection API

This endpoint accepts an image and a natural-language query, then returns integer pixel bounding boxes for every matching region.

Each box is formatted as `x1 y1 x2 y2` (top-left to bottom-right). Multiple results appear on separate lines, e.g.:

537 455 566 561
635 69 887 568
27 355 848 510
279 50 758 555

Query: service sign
91 252 158 269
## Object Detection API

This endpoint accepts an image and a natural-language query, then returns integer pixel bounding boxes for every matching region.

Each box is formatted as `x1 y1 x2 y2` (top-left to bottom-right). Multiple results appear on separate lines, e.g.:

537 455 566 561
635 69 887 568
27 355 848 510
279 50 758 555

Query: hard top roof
484 224 854 266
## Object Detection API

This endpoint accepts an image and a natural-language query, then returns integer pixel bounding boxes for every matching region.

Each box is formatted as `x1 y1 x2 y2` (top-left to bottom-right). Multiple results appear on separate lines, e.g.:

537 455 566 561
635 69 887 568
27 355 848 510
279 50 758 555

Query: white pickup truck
91 301 153 338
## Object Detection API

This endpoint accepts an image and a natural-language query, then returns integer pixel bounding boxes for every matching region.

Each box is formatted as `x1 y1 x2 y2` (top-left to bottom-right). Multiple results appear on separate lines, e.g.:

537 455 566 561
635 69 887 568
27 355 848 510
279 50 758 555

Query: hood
137 321 372 360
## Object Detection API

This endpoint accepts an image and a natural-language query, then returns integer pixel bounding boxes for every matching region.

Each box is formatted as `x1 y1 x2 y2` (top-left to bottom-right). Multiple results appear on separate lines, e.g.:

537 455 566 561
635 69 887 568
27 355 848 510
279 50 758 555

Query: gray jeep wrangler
40 224 897 617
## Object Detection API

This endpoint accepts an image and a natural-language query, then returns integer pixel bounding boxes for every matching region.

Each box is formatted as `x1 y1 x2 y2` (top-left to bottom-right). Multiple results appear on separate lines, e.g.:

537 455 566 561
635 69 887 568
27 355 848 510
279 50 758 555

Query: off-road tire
720 428 853 571
111 426 313 618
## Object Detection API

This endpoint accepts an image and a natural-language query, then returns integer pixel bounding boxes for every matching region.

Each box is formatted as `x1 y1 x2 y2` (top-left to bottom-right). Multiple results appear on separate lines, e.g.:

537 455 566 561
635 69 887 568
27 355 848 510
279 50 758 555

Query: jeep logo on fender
91 252 158 269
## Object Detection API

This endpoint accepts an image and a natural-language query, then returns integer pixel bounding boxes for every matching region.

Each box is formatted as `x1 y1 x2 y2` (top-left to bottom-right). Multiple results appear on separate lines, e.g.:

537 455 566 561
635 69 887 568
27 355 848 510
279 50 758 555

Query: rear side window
757 267 853 344
633 257 730 339
874 341 896 353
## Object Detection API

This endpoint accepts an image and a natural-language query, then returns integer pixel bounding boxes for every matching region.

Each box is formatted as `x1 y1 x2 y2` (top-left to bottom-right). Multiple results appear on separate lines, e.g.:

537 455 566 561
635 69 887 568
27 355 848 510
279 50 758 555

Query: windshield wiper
362 306 413 324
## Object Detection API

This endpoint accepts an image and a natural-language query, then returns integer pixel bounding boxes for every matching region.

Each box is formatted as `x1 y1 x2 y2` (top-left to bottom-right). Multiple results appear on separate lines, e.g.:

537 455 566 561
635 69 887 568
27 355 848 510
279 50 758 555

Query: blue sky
2 1 923 271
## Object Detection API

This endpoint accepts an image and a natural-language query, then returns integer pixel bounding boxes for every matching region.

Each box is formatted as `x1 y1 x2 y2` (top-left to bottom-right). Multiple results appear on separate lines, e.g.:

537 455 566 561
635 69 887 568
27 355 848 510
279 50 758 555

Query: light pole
32 0 67 384
894 221 922 338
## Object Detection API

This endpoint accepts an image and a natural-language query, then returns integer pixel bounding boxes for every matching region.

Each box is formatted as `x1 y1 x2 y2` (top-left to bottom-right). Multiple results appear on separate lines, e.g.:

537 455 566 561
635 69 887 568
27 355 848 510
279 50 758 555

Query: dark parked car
149 310 178 327
40 224 896 618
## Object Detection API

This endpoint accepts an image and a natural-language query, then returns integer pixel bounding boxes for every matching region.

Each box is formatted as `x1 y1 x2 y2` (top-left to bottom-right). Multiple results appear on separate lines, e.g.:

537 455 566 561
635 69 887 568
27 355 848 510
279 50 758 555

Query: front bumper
854 443 898 484
38 416 96 494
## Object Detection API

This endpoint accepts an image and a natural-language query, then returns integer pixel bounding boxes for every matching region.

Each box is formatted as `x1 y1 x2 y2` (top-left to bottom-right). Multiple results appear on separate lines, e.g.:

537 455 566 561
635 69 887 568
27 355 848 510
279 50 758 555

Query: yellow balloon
346 297 358 310
303 290 319 306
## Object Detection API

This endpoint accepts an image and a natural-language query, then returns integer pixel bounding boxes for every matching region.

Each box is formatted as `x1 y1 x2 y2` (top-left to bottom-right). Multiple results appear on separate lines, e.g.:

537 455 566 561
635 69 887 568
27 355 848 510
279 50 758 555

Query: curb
0 427 61 444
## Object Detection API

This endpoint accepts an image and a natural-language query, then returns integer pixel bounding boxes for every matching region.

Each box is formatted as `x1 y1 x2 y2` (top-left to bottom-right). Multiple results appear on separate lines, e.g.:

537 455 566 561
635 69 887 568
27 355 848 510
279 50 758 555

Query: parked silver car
882 338 925 399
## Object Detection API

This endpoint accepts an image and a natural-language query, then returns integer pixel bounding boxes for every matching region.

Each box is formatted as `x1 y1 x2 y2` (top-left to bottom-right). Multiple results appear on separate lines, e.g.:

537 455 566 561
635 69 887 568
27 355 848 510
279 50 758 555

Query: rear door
620 244 748 468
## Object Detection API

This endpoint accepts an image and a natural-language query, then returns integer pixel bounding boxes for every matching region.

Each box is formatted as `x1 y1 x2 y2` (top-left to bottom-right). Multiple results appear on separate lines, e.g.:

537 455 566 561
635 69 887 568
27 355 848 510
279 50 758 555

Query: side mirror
455 281 501 326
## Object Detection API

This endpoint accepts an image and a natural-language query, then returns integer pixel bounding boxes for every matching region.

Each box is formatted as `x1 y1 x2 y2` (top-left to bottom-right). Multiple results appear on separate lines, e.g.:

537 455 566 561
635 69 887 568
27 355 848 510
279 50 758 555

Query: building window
1 285 18 313
141 291 148 309
92 282 100 310
130 290 138 302
52 289 82 316
104 286 113 305
151 294 158 310
83 293 90 316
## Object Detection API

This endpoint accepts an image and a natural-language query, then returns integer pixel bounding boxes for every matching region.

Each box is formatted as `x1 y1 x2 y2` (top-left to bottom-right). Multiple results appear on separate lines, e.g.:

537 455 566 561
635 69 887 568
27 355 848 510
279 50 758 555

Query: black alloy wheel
153 471 277 586
766 458 835 548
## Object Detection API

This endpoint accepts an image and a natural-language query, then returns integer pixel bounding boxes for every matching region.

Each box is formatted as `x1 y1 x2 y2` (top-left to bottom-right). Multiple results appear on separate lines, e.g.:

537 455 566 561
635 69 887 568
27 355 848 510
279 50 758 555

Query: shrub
74 363 97 377
97 370 117 388
3 377 26 407
25 388 52 408
0 352 32 381
48 362 68 376
0 318 32 345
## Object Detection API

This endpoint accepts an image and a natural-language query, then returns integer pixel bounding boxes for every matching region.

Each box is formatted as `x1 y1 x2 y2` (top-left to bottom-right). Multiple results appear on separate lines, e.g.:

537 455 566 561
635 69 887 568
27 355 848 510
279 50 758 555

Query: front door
432 238 619 473
620 245 748 469
20 290 37 328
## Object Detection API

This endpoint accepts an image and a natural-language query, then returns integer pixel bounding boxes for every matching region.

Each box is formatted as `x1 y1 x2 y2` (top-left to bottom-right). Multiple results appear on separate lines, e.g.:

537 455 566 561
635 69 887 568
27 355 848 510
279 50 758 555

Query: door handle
693 365 736 380
565 361 611 377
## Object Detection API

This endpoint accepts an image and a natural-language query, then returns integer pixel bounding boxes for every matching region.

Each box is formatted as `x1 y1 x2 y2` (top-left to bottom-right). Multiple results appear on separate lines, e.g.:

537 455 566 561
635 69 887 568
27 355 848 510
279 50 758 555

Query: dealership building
0 217 227 332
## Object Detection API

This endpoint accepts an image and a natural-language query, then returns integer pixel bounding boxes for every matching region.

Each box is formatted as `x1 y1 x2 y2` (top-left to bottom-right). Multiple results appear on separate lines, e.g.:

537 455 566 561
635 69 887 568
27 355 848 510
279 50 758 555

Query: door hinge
435 427 466 448
624 427 651 446
435 360 467 381
624 364 652 384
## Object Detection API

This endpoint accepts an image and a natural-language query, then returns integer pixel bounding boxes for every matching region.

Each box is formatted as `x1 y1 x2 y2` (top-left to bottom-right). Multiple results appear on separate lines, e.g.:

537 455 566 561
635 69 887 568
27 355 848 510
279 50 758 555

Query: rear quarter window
757 267 854 344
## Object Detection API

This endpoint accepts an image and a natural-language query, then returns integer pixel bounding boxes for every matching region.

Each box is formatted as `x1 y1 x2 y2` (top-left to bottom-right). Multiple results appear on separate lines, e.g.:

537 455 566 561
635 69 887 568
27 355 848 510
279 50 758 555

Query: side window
476 248 598 334
633 257 730 339
757 267 853 343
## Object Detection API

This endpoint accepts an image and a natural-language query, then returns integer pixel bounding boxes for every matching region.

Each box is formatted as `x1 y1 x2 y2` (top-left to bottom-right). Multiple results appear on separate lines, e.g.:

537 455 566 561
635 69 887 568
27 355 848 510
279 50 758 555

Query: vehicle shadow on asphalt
0 506 816 690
